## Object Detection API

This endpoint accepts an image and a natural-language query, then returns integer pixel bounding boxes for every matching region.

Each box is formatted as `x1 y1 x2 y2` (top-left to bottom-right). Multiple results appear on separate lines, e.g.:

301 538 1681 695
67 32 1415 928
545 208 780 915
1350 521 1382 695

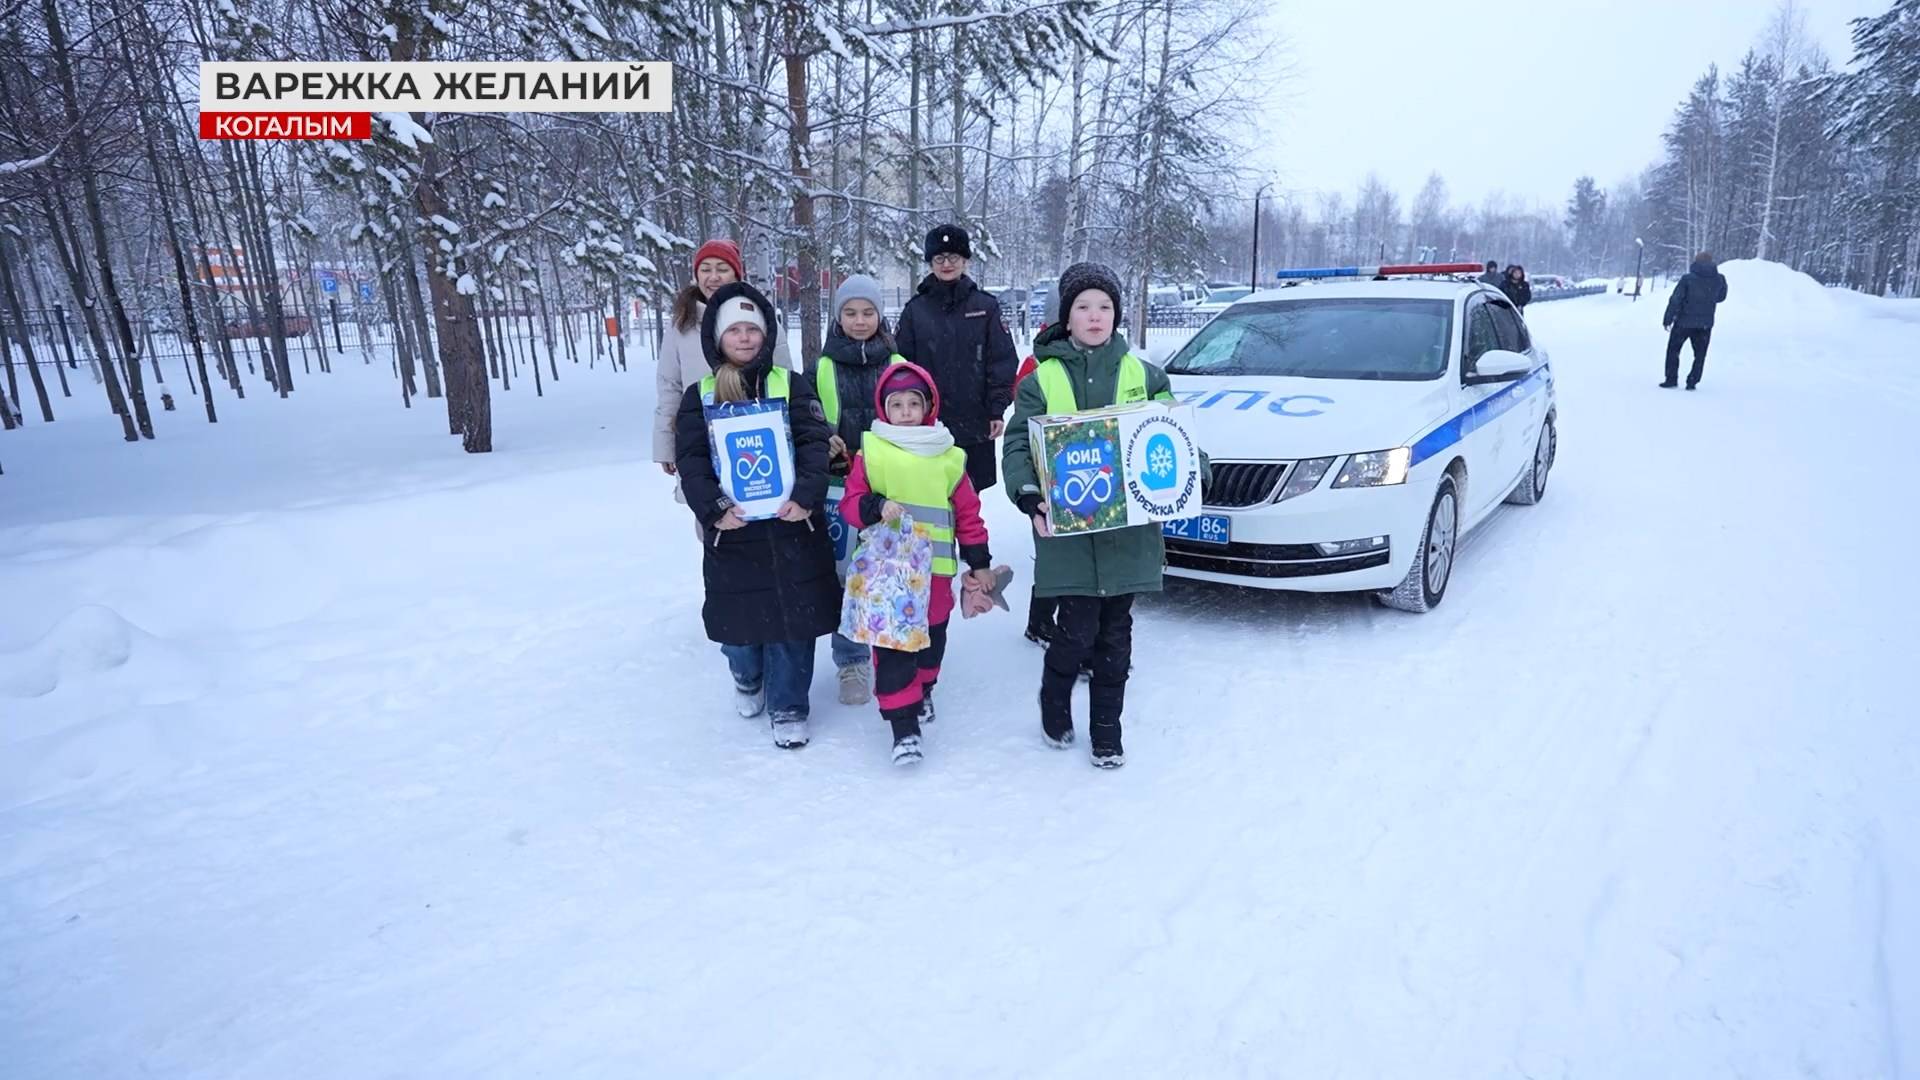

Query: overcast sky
1254 0 1884 211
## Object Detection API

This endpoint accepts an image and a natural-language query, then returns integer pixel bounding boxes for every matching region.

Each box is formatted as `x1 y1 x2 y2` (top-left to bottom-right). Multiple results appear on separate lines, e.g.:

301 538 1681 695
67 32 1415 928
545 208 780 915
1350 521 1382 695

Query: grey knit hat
1056 262 1125 327
832 273 884 317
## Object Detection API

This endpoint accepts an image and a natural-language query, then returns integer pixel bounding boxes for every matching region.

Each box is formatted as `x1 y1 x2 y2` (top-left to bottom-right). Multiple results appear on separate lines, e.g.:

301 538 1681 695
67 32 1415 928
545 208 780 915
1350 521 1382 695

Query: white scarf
869 420 956 457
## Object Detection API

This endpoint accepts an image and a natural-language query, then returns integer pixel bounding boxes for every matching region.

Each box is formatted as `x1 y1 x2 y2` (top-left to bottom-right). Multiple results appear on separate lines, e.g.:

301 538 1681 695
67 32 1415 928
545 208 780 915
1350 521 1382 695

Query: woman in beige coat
655 239 748 492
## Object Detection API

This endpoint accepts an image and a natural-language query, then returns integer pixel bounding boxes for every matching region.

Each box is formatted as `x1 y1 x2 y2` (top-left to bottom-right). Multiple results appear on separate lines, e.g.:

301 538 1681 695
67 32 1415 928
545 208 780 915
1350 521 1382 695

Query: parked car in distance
986 284 1029 313
1148 284 1188 313
1029 277 1058 324
1188 285 1254 314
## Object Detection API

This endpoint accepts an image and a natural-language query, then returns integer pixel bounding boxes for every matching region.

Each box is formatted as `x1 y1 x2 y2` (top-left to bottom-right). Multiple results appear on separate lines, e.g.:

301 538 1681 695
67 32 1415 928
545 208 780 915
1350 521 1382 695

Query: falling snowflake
1149 445 1174 476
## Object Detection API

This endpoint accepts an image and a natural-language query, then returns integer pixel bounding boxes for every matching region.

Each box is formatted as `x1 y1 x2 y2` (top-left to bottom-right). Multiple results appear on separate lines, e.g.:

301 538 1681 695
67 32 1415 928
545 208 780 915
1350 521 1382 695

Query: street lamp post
1633 237 1645 301
1251 181 1275 292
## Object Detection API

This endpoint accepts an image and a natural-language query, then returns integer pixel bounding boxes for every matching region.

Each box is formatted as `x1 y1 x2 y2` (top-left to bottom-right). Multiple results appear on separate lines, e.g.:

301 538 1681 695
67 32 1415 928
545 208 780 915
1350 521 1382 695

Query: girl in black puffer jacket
675 282 841 750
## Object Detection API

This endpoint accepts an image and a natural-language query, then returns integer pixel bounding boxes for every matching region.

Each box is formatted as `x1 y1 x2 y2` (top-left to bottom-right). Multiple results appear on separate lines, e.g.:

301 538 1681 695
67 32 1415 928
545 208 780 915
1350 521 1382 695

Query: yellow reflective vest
861 434 967 576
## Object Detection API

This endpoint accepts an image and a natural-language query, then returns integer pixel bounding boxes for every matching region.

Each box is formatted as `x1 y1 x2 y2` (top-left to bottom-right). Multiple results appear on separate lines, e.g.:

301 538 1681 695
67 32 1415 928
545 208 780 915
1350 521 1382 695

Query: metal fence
1529 284 1610 304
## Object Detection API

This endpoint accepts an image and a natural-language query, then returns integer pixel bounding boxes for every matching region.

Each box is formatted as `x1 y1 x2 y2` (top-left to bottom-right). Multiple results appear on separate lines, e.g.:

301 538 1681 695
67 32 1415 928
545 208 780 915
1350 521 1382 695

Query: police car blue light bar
1275 262 1485 280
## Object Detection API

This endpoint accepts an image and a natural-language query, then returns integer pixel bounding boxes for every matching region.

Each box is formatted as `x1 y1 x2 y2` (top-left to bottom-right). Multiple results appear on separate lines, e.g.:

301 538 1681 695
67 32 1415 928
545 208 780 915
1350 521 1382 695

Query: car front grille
1205 461 1289 508
1165 540 1391 579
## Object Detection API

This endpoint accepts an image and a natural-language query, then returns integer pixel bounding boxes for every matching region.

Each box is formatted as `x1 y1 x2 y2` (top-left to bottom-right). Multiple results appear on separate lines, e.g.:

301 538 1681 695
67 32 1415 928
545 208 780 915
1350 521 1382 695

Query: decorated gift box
1029 401 1201 536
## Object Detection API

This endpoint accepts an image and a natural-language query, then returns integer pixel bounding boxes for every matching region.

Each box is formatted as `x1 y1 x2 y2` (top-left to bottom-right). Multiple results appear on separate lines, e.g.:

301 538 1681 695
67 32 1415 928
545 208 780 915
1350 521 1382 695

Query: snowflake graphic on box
1149 444 1174 478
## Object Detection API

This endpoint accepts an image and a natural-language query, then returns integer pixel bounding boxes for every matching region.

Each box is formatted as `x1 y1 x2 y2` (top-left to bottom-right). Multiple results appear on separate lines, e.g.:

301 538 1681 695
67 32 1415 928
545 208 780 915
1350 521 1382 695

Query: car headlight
1315 536 1389 556
1277 456 1335 501
1331 447 1411 488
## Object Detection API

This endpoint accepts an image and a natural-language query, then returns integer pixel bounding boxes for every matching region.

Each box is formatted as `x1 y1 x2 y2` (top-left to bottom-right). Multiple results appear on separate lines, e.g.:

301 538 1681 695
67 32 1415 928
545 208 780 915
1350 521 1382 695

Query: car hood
1168 373 1451 459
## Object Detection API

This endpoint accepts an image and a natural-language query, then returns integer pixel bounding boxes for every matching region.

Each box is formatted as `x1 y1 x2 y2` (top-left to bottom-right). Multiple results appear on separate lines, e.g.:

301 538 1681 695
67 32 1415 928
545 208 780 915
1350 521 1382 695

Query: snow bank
0 605 137 700
0 604 211 712
0 604 216 808
1699 259 1920 336
1715 259 1844 328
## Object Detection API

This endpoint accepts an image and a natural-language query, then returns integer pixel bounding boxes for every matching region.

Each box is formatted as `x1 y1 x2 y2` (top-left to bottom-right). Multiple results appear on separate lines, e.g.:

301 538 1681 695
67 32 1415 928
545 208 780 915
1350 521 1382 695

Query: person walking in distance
1661 252 1729 390
1501 264 1533 314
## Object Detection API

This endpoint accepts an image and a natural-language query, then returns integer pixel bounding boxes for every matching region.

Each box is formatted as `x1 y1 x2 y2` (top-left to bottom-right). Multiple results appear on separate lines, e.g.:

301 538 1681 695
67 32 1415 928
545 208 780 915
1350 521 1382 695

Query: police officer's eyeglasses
931 254 966 267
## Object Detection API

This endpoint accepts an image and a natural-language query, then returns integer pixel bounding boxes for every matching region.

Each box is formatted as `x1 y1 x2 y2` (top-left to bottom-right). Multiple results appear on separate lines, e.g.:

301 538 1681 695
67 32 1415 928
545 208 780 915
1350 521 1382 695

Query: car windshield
1164 297 1453 381
1149 288 1182 305
1203 287 1251 305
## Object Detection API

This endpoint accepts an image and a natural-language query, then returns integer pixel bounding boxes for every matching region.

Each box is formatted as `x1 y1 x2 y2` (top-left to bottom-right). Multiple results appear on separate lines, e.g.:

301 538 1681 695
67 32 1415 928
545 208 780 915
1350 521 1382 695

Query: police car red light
1272 263 1487 280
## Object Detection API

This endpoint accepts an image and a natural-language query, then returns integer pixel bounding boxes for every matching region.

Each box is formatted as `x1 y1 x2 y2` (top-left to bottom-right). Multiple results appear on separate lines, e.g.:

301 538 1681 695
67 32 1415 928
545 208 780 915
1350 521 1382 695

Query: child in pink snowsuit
838 363 994 765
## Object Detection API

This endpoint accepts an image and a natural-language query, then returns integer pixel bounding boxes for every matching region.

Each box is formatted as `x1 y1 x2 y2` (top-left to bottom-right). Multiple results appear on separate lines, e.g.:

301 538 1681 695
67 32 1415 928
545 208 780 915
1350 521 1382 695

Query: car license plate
1162 513 1230 545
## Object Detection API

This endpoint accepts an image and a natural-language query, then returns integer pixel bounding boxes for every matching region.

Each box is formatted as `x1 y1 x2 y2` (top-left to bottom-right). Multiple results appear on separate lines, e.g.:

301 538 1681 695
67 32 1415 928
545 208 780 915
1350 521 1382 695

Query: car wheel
1376 475 1459 613
1505 414 1556 506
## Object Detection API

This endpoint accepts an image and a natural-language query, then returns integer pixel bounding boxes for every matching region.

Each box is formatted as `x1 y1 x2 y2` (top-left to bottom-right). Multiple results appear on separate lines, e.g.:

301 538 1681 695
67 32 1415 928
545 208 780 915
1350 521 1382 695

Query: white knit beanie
715 295 766 337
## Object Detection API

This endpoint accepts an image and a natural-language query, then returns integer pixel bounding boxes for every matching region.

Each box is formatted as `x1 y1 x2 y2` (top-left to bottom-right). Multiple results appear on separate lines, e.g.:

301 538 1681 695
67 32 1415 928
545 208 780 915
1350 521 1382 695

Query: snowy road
3 265 1915 1077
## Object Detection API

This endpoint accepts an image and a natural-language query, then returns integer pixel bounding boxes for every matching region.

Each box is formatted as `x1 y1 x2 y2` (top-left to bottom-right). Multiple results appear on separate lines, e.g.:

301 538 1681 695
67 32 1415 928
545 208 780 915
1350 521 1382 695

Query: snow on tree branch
377 113 434 151
0 148 56 177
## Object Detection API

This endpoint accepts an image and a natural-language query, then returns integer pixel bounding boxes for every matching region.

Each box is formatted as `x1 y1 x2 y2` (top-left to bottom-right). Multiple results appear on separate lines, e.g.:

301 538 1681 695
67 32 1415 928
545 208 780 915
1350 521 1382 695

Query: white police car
1155 264 1557 612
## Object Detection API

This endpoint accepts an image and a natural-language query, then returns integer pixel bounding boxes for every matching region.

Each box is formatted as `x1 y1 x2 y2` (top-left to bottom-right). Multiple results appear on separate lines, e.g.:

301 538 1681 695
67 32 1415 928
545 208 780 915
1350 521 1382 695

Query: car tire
1505 414 1556 506
1376 475 1459 614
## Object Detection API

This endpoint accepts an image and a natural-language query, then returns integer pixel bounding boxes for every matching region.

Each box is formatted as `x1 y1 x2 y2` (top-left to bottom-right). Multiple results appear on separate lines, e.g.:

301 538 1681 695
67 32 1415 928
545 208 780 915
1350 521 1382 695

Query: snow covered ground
3 262 1917 1078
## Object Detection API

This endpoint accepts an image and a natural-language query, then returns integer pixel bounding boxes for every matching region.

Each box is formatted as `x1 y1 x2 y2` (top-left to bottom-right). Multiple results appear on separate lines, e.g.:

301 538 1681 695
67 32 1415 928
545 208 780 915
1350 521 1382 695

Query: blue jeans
722 640 817 718
830 631 870 671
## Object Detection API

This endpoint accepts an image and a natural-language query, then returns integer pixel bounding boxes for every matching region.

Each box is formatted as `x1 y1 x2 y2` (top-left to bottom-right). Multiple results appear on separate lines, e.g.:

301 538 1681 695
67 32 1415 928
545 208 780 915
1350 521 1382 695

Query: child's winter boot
770 711 810 749
1089 684 1125 768
837 663 872 706
886 707 923 766
1038 688 1075 749
735 682 766 719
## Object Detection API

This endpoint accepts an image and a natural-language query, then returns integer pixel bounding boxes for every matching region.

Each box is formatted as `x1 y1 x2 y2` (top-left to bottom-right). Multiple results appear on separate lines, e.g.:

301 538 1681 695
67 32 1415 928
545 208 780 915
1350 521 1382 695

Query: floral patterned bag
839 513 934 652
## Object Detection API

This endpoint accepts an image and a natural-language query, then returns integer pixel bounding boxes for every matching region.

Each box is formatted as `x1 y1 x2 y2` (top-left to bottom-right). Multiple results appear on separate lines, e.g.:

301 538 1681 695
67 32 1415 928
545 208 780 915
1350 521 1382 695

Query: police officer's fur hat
924 224 972 262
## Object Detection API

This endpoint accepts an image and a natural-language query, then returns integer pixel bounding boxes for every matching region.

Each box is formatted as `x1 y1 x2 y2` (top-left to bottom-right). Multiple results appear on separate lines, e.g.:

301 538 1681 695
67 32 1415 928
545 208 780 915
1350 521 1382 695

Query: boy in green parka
1002 262 1208 768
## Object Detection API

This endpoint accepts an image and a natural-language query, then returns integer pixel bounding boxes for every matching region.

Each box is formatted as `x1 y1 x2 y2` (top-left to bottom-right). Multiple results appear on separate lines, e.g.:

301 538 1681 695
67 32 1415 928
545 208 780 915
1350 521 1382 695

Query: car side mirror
1468 348 1531 383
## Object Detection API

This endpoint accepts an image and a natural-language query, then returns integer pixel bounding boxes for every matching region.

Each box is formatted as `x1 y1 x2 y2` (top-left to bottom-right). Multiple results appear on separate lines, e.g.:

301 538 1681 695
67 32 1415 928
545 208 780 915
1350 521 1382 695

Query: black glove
1016 492 1045 518
960 542 993 572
